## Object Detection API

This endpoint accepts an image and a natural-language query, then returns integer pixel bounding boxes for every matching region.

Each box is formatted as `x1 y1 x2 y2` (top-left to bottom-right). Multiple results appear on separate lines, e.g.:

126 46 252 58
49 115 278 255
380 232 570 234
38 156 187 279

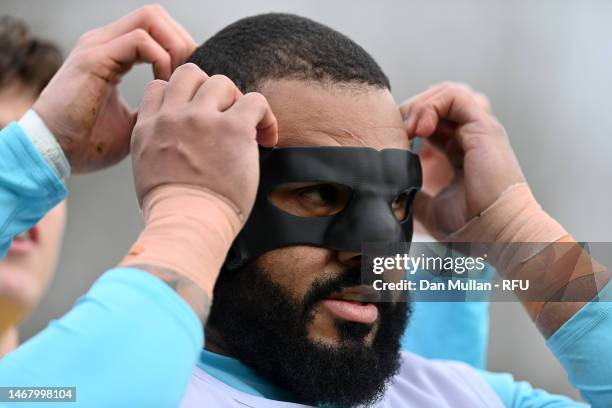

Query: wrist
18 109 71 179
447 182 567 274
120 184 243 295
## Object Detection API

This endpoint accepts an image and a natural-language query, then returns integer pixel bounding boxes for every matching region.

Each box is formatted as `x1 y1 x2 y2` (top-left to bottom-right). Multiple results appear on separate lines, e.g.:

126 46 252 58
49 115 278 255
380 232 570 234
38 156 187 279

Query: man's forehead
259 79 410 151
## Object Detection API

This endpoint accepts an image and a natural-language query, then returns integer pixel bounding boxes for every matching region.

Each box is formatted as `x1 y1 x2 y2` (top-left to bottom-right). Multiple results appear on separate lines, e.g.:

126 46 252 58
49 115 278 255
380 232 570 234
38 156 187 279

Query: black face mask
225 146 422 270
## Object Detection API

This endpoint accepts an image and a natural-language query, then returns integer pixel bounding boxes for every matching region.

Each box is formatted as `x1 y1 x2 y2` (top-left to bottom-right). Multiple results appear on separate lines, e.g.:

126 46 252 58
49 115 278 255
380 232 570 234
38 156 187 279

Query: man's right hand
130 63 278 222
33 5 195 174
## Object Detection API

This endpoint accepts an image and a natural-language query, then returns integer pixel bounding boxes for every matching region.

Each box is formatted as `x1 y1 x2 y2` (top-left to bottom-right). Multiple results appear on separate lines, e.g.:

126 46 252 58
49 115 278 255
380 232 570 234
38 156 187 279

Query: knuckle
451 83 472 97
131 28 150 43
69 48 96 68
77 31 96 46
141 4 163 18
144 79 166 93
243 92 267 108
490 118 506 134
176 62 202 75
475 92 492 110
454 82 473 92
210 74 235 89
438 81 468 95
435 81 454 91
414 100 433 116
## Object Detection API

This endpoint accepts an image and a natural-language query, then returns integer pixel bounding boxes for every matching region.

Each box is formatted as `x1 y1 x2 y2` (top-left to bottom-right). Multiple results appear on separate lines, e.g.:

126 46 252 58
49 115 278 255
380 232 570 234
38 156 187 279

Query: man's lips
320 285 380 324
9 226 39 254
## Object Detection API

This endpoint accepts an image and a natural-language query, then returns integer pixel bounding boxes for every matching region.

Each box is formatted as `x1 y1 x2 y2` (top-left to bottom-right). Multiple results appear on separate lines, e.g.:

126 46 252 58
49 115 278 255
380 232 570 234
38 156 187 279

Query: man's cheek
258 245 335 298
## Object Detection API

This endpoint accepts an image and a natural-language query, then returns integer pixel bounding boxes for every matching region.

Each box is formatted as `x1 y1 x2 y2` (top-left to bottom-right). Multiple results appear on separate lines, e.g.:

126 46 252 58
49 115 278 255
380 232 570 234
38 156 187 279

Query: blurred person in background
0 16 65 357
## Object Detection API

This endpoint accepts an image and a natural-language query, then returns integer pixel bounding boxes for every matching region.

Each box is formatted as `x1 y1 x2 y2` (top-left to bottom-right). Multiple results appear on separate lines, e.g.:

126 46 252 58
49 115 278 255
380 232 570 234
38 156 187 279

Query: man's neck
0 326 18 357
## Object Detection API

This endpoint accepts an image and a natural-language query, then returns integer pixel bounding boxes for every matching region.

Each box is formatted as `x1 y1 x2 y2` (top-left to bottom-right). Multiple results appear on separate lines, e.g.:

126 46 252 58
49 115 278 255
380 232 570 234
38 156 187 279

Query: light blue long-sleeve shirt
1 121 610 407
402 274 493 369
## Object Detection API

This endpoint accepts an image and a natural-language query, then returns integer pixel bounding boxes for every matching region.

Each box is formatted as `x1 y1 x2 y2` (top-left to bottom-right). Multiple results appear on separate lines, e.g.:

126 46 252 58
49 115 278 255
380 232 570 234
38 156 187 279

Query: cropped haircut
188 13 390 92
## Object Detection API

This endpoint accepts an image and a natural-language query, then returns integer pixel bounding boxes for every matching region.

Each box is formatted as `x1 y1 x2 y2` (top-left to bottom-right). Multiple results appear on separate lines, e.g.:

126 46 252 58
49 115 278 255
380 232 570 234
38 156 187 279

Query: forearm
0 268 203 407
120 185 242 323
448 182 610 337
528 236 611 336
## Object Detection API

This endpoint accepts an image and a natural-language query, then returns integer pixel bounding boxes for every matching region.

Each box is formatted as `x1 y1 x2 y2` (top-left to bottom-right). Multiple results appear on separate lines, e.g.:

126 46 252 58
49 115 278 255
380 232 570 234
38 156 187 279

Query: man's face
259 79 409 345
207 79 410 407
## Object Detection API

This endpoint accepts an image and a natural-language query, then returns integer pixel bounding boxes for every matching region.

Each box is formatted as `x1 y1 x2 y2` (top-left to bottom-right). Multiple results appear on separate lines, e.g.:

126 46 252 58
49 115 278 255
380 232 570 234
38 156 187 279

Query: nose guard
224 146 422 270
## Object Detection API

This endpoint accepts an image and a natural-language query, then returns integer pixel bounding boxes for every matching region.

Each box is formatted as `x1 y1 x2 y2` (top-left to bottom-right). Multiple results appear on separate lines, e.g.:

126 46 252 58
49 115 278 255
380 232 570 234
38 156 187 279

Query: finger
193 74 241 111
86 5 192 71
399 82 460 118
413 118 466 170
228 92 278 147
103 28 172 80
162 63 208 106
139 79 167 118
474 92 492 113
408 85 484 139
401 83 478 136
425 129 465 169
156 8 197 62
400 85 449 133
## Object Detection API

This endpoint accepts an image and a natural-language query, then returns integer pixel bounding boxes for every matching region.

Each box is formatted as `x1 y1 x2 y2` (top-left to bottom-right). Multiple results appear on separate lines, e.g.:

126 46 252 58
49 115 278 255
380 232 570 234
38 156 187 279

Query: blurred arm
0 268 203 408
0 119 205 406
0 119 67 259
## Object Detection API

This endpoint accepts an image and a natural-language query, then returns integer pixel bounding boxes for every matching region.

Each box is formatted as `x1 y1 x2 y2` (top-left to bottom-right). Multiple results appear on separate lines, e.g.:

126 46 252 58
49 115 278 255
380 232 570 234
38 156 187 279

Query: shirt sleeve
402 263 495 369
0 267 204 408
477 369 588 407
546 280 612 407
0 121 67 258
476 281 612 407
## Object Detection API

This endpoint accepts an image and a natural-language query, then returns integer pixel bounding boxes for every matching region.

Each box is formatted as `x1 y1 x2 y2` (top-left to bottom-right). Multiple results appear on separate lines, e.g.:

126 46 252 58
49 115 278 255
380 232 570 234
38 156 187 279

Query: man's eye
299 185 338 205
268 182 352 217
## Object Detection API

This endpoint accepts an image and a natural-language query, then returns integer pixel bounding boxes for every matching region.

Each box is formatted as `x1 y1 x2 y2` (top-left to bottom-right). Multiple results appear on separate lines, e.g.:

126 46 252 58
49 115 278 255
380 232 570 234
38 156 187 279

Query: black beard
206 259 410 407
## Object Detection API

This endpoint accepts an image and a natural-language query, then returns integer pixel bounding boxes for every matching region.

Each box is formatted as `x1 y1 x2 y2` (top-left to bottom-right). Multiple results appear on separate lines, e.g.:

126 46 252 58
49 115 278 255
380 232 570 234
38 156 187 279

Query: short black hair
188 13 390 92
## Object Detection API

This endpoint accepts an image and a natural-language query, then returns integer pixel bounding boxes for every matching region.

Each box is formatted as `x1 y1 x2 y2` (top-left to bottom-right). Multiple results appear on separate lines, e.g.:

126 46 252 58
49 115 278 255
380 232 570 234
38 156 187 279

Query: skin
205 79 409 350
413 90 491 235
0 81 67 356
